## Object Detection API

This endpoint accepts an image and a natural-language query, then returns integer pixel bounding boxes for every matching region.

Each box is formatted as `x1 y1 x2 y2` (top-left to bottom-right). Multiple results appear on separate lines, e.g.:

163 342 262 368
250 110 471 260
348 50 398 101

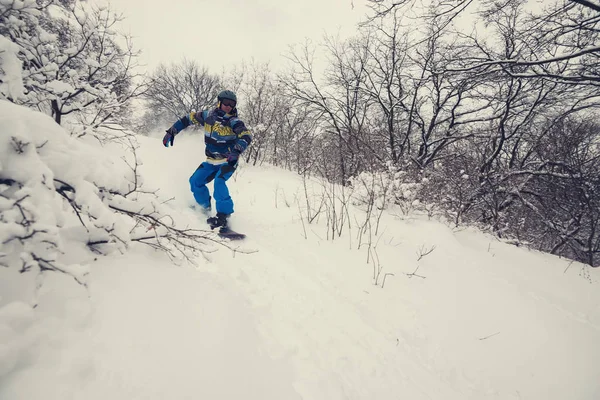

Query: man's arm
163 111 206 147
171 111 206 133
231 119 252 153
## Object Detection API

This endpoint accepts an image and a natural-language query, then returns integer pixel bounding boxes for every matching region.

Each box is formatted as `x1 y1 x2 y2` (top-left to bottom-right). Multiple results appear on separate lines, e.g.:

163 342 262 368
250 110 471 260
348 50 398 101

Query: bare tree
360 11 411 163
442 0 600 85
144 58 221 119
280 37 377 184
236 60 281 166
356 0 600 266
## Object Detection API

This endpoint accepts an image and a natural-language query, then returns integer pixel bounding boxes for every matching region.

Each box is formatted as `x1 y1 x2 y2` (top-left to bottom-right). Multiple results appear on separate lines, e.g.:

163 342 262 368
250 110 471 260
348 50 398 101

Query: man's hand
163 127 177 147
227 151 240 166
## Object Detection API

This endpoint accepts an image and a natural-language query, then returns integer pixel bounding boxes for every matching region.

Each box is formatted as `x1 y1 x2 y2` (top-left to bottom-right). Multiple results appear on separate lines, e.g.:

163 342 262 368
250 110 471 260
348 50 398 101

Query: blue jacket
172 108 252 163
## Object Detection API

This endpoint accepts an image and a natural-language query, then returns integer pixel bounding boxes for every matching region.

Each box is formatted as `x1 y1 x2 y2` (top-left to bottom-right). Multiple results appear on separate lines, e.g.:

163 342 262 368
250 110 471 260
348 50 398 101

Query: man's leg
213 164 236 215
189 162 219 209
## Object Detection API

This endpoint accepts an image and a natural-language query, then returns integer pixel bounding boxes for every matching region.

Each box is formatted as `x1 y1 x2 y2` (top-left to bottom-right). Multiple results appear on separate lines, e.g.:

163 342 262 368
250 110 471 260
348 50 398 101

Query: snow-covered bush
0 101 220 285
1 100 122 282
349 163 429 216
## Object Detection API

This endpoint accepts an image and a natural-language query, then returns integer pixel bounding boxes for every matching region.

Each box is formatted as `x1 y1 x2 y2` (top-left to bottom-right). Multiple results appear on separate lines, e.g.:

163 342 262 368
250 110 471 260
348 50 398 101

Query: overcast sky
106 0 369 74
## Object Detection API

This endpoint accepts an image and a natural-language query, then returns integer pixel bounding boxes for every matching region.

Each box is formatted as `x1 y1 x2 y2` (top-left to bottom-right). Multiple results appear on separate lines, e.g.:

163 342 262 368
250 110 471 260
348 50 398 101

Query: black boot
207 212 230 230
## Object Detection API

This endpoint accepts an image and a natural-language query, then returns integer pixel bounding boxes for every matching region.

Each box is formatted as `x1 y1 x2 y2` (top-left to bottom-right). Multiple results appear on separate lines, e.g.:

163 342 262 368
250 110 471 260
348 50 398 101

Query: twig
478 332 500 341
416 244 437 261
296 197 308 239
405 266 427 279
564 260 574 274
381 272 395 288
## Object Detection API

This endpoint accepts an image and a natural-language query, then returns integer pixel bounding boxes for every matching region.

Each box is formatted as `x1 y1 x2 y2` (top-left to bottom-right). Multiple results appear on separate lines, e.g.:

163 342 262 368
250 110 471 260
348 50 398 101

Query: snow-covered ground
1 127 599 399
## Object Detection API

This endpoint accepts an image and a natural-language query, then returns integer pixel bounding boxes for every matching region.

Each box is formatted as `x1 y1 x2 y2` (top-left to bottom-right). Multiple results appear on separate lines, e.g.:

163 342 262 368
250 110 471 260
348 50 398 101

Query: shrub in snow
0 101 222 285
349 164 432 217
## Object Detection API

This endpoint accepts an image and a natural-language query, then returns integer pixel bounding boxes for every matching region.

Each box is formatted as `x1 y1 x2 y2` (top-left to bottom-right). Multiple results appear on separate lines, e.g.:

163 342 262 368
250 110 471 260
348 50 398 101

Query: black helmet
217 90 237 104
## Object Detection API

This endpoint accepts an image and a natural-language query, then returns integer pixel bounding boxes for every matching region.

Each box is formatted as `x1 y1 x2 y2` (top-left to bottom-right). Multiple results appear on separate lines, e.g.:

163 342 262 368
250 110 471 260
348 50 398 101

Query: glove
163 127 177 147
227 151 240 166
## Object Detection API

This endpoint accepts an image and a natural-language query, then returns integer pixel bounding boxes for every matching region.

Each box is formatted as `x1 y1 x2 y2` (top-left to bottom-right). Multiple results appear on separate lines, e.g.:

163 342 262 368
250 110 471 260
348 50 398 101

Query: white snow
0 105 599 399
45 79 75 95
0 35 25 100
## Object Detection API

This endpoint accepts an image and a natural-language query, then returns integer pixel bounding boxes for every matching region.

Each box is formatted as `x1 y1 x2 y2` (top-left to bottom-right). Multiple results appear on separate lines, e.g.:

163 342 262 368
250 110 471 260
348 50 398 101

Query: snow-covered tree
0 0 146 128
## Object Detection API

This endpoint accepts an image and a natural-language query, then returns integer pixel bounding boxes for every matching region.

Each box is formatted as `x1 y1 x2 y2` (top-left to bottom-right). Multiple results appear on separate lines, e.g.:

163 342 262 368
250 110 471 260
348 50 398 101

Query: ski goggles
221 99 236 108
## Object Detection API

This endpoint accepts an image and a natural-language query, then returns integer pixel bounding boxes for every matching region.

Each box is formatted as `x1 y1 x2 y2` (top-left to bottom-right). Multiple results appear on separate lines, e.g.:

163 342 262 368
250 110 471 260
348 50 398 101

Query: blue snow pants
189 162 236 215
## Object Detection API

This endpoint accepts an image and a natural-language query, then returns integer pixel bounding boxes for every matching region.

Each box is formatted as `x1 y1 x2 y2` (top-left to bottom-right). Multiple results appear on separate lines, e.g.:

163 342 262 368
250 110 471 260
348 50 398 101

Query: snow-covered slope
1 128 599 400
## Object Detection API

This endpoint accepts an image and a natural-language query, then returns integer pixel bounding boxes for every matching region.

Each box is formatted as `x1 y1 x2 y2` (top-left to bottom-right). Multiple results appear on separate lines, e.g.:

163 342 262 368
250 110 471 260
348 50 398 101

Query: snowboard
203 213 245 240
217 227 246 240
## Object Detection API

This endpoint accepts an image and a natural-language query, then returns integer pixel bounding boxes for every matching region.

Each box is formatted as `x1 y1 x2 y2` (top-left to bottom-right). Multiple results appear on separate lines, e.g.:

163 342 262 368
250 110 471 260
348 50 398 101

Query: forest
1 0 599 269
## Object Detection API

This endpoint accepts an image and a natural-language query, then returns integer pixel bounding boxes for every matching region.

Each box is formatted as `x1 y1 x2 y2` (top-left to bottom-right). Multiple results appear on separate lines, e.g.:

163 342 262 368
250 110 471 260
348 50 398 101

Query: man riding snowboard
162 90 252 231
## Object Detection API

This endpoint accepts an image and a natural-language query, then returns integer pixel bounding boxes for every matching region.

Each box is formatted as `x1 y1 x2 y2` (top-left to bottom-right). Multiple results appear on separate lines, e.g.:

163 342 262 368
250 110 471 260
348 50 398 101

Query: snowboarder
162 90 252 231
